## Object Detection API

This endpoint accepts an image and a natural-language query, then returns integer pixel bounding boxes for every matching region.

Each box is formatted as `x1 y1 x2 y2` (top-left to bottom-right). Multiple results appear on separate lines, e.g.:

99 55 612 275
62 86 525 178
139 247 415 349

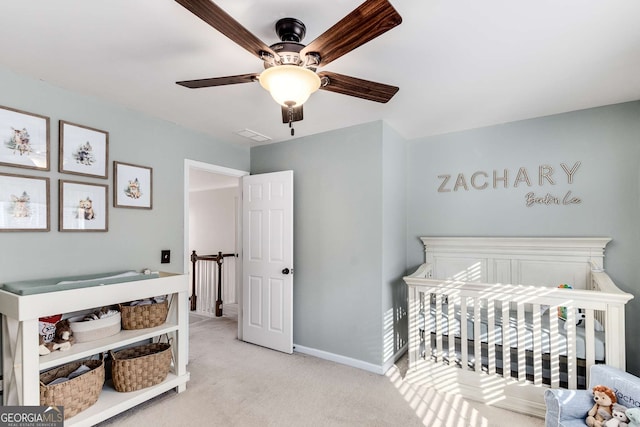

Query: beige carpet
97 311 545 427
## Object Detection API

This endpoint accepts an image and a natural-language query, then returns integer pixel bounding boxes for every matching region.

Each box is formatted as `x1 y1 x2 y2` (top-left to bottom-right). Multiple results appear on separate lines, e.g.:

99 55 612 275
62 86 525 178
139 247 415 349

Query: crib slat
566 307 577 389
532 303 542 386
435 293 443 361
425 291 433 362
584 309 596 384
549 305 560 388
487 299 495 375
473 297 482 373
461 297 468 371
517 302 526 382
448 294 457 365
408 287 419 367
502 301 510 379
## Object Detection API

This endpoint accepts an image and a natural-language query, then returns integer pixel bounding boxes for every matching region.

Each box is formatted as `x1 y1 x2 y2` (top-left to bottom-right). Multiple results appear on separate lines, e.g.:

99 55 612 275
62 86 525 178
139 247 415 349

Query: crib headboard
420 237 610 289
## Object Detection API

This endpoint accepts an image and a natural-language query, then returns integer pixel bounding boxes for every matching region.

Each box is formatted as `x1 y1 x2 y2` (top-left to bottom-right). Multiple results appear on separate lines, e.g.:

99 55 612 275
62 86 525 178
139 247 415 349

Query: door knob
282 268 290 275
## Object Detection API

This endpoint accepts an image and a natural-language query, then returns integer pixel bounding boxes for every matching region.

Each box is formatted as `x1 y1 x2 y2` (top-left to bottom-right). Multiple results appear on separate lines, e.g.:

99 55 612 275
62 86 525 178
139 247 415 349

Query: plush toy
626 408 640 427
38 319 75 356
587 385 617 427
39 334 51 356
605 404 630 427
51 319 74 351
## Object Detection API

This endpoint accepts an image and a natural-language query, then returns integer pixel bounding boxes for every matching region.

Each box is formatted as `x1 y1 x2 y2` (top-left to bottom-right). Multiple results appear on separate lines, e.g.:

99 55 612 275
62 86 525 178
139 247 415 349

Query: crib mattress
426 305 605 361
1 271 160 295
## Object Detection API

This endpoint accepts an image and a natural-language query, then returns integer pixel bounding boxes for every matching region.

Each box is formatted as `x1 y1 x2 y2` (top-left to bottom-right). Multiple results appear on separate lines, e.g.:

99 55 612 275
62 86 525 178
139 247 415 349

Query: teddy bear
626 408 640 427
587 385 617 427
605 404 630 427
38 319 75 356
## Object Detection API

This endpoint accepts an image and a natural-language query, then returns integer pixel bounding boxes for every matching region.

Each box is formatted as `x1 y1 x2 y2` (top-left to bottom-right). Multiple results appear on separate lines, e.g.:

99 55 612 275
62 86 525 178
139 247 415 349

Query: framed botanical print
0 172 50 231
59 120 109 178
59 180 108 232
0 105 50 171
113 161 152 209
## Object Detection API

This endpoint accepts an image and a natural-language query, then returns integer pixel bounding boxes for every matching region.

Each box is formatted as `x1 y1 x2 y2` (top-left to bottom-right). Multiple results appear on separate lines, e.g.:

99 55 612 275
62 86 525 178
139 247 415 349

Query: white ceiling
1 1 639 146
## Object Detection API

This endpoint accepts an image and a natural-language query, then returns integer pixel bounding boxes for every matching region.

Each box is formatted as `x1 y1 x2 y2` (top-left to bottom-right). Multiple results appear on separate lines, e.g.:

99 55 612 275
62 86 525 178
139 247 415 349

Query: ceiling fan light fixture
259 65 321 107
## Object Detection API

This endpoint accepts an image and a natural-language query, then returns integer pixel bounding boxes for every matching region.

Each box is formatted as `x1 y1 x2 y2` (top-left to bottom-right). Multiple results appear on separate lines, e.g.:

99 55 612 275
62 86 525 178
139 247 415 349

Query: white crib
403 237 633 417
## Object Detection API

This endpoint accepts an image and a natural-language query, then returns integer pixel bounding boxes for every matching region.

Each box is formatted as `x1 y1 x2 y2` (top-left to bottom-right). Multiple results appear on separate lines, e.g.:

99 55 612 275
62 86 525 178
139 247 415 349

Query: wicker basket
111 342 172 392
40 359 104 419
120 300 168 330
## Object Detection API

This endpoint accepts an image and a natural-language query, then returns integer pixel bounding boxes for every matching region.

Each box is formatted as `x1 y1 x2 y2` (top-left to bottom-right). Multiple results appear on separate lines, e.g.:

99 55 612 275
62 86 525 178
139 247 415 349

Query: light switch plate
161 250 170 264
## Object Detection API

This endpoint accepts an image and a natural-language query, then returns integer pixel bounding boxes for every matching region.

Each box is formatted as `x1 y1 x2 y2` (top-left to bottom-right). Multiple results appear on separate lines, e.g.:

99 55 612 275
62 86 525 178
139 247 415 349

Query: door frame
183 159 249 339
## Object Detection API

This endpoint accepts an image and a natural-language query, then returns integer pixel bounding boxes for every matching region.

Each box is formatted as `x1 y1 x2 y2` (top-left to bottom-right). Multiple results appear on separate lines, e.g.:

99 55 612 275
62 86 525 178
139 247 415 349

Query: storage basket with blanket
120 296 168 330
110 340 172 392
40 358 104 419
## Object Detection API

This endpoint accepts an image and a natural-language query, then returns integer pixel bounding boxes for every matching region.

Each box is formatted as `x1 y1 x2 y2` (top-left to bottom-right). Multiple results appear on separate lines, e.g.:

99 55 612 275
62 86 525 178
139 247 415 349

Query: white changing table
0 272 190 426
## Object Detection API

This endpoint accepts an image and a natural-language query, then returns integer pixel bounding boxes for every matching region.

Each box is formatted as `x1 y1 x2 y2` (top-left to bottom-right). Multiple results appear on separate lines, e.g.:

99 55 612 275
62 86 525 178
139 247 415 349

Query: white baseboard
294 344 384 374
293 343 407 375
382 343 408 374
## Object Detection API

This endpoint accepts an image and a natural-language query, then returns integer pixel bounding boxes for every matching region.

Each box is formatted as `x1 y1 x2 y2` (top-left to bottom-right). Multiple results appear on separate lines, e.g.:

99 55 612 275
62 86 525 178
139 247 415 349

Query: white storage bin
69 312 121 343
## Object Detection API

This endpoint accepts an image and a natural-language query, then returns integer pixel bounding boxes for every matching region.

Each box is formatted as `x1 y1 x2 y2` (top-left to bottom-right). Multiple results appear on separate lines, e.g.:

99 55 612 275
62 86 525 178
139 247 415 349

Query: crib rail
405 263 633 390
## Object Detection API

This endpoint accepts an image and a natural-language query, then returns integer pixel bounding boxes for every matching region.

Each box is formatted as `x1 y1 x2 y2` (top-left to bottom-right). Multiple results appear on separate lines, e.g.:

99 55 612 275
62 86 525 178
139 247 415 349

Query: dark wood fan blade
318 71 398 103
176 73 259 89
281 105 304 124
175 0 277 60
300 0 402 67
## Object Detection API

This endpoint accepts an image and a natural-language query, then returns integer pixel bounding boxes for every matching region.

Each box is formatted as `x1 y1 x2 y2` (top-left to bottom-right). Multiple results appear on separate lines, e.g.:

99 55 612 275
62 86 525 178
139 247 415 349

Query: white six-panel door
242 171 293 354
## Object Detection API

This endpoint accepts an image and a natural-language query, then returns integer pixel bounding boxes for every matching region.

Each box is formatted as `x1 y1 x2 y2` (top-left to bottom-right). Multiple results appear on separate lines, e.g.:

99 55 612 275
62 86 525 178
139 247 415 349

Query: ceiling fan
175 0 402 135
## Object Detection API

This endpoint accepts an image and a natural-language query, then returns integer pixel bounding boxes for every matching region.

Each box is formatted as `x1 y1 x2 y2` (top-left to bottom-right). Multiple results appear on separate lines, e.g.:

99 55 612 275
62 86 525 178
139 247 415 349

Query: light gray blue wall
0 66 249 281
406 101 640 374
251 122 389 366
382 123 407 362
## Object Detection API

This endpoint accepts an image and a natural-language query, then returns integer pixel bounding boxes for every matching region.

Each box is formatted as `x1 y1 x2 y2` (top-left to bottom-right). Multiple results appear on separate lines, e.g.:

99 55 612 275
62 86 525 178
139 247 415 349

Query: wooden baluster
216 251 224 317
190 250 198 311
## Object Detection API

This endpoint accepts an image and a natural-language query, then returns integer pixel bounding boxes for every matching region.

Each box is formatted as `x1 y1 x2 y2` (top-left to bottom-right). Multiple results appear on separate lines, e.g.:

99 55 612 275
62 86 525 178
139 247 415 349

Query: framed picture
0 105 50 171
0 172 50 231
59 120 109 178
59 180 108 232
113 161 152 209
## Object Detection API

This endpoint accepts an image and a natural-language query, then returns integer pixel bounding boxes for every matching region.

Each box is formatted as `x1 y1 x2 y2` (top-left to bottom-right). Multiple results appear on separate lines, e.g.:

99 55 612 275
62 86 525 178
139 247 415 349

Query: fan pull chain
288 106 295 136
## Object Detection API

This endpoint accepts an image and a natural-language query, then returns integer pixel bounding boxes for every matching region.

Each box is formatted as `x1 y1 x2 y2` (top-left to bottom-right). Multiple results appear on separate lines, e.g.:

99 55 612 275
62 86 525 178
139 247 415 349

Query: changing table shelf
0 271 190 425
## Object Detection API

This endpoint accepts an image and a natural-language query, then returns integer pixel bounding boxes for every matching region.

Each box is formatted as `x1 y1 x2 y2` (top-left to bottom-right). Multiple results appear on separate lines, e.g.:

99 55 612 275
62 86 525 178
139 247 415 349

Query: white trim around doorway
183 159 249 340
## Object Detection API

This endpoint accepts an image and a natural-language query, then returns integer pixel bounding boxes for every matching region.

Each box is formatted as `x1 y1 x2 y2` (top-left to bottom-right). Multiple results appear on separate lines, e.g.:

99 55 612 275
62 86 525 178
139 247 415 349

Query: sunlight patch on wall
449 262 483 282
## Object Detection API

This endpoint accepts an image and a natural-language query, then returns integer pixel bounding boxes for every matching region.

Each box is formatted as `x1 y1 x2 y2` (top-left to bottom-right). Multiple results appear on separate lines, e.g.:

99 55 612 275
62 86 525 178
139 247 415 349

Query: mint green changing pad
1 271 160 295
